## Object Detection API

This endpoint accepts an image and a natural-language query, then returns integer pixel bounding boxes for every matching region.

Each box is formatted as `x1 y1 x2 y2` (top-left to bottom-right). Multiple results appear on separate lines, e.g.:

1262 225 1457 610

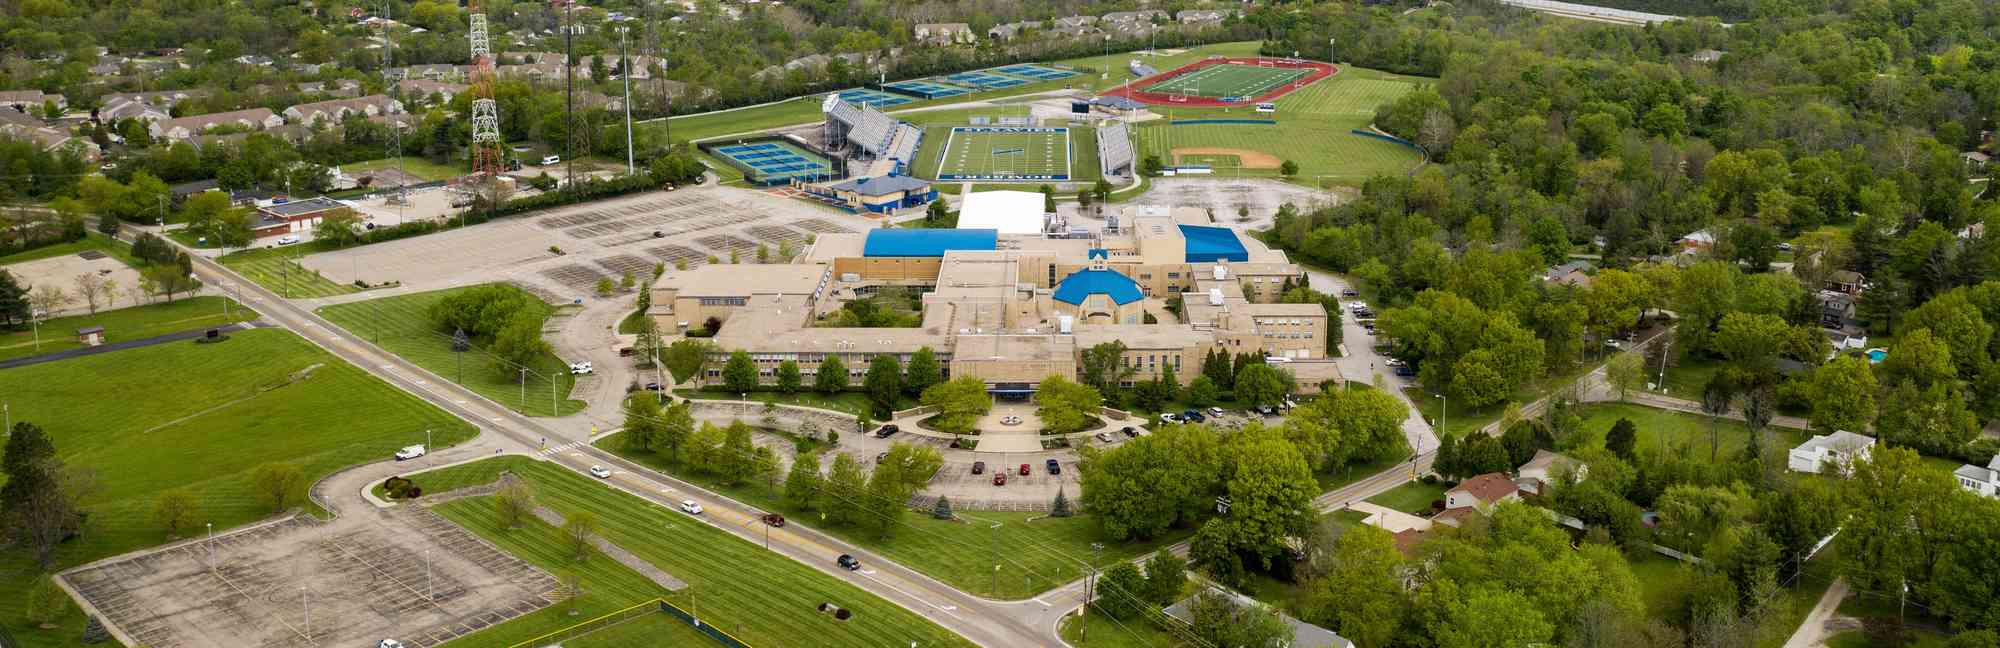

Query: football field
935 126 1071 181
1143 63 1310 99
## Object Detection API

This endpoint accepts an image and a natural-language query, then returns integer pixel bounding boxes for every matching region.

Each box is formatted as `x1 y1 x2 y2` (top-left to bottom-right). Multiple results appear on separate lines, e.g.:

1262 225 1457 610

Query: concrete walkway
1349 502 1432 533
1783 577 1850 648
530 506 687 591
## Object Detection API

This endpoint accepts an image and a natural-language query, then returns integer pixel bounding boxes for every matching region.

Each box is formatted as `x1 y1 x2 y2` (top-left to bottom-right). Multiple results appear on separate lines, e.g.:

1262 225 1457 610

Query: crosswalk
537 441 586 456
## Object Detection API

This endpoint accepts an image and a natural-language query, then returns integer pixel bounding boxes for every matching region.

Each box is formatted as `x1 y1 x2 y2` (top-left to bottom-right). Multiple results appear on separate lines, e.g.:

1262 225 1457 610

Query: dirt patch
1171 147 1281 169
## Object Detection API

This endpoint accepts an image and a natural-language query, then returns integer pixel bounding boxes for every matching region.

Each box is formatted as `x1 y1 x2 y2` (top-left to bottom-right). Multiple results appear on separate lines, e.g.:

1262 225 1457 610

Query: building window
1168 272 1180 279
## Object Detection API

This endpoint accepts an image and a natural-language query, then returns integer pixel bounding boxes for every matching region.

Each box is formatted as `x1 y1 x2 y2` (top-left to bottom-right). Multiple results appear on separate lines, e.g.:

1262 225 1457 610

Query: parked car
589 465 611 479
1341 288 1359 297
1094 432 1112 443
618 347 636 357
1046 459 1061 475
993 472 1007 486
875 424 899 438
1256 405 1278 416
837 554 861 570
378 640 406 648
680 500 703 515
876 451 889 463
541 154 561 166
1394 365 1417 377
394 445 426 461
1121 426 1138 437
1182 409 1206 423
569 361 594 375
1159 413 1180 424
276 235 300 245
1208 406 1225 416
762 513 785 527
1018 463 1031 476
972 461 986 475
644 382 663 391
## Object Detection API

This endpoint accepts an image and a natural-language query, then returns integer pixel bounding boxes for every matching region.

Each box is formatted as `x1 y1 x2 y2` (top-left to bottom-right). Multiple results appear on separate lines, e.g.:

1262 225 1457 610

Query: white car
569 361 594 375
680 500 703 515
276 235 300 245
1159 413 1180 424
378 641 406 648
589 465 611 479
541 154 562 166
1208 406 1226 416
394 445 426 461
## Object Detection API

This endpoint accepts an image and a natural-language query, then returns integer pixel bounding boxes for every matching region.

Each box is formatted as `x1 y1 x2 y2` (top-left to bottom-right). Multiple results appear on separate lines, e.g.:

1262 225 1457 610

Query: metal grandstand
822 95 922 173
1098 120 1135 178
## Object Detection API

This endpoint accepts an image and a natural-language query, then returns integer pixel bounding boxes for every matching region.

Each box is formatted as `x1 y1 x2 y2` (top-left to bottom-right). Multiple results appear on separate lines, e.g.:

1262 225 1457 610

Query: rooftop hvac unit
1058 315 1074 334
840 273 860 282
1212 265 1227 280
1207 288 1224 305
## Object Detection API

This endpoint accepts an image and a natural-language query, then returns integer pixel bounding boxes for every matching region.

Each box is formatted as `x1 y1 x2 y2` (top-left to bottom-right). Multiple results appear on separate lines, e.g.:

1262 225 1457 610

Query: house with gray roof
1956 455 2000 498
1788 431 1875 476
152 108 283 141
1164 586 1354 648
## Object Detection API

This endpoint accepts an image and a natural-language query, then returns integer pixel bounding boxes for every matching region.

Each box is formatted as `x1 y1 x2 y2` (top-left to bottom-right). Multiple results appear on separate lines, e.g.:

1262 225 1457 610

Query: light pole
205 522 214 571
618 25 636 176
520 368 528 413
426 549 434 603
300 587 310 642
1431 392 1447 436
1656 337 1672 393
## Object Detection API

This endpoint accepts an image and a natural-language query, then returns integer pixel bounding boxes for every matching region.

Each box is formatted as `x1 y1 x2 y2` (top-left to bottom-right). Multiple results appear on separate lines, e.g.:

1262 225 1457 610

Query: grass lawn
0 233 141 266
617 308 648 334
559 612 722 648
1059 609 1186 648
1317 450 1416 493
1572 402 1811 462
1364 480 1447 514
680 387 908 420
399 457 976 648
0 295 254 361
1131 65 1424 187
343 156 466 183
0 328 476 647
1629 551 1694 620
217 245 361 298
595 431 1186 600
317 284 585 417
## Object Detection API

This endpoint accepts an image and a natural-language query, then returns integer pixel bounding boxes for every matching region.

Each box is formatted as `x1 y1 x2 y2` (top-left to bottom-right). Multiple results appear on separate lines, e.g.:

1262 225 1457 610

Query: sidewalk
1783 577 1849 648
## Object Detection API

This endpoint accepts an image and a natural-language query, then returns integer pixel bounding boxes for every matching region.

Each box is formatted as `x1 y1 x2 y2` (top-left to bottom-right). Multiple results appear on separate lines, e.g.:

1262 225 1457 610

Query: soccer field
935 126 1071 181
1144 63 1310 99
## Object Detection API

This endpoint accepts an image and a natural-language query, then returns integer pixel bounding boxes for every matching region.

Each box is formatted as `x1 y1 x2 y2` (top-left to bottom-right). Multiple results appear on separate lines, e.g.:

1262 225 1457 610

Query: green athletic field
0 328 476 647
1142 63 1309 99
934 127 1072 181
316 284 586 417
1134 66 1427 185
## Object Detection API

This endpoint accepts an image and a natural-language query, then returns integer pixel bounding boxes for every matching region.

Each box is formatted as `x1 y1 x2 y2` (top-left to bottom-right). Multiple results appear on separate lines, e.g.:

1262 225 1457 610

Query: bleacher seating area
826 100 901 158
1098 121 1134 177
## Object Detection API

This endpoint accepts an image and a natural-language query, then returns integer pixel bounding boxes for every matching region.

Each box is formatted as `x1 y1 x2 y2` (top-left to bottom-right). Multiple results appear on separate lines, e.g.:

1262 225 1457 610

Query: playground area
1108 57 1337 106
934 126 1072 182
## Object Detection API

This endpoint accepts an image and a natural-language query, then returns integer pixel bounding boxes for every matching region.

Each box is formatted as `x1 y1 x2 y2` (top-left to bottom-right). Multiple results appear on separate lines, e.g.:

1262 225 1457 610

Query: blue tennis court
834 89 912 108
713 141 836 184
881 79 972 99
995 65 1077 81
945 72 1028 90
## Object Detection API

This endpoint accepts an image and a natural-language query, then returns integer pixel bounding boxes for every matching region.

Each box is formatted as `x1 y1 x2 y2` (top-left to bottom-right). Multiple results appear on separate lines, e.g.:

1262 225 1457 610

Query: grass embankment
317 284 586 417
0 328 476 647
217 245 361 298
401 457 976 648
0 295 254 361
596 431 1187 600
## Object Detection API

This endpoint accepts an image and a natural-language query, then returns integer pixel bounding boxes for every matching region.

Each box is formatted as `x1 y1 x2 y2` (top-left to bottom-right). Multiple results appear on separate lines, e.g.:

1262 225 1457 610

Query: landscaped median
390 457 976 648
318 284 586 417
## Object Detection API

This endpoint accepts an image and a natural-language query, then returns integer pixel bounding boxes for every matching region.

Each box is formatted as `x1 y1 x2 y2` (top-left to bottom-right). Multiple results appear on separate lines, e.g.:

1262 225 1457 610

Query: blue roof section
862 228 998 257
831 174 932 196
1087 248 1109 260
1052 269 1145 305
1179 224 1249 263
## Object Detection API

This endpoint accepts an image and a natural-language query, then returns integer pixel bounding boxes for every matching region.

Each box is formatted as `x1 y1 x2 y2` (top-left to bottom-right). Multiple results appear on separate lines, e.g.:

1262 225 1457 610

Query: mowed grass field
403 457 977 648
910 122 1101 184
559 613 722 648
317 284 585 417
936 128 1071 179
0 233 140 266
218 245 361 298
597 431 1188 600
1133 66 1425 185
0 328 476 647
343 156 467 183
0 295 255 361
1142 63 1309 98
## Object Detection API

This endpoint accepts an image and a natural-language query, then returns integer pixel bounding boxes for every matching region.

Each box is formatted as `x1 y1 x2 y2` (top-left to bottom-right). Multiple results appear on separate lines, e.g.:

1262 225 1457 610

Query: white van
394 445 426 461
540 154 561 166
276 235 300 245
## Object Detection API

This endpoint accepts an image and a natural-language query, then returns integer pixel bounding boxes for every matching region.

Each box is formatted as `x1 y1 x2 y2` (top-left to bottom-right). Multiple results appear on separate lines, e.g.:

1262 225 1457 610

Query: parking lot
303 185 874 299
1 251 146 317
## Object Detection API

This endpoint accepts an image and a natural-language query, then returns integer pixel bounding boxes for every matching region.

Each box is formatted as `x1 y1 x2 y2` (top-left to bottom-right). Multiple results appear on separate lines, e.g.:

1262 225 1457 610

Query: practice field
934 126 1072 181
0 328 476 646
316 283 586 417
1143 63 1310 99
1132 66 1428 185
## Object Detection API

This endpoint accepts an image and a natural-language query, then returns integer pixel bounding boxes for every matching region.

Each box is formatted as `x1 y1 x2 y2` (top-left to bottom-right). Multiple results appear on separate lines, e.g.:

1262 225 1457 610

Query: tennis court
994 64 1078 81
834 89 912 108
1144 63 1311 100
881 79 973 99
935 127 1071 182
945 72 1029 90
711 141 836 184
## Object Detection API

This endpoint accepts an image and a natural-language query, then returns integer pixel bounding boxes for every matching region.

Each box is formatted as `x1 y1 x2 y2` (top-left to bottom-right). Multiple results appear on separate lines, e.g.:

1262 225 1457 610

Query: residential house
297 80 364 98
0 90 65 111
1102 10 1168 24
0 123 101 161
283 95 404 127
914 23 976 45
102 89 201 108
502 51 568 67
988 21 1043 40
1516 450 1587 495
1787 431 1875 476
1691 49 1726 63
1436 473 1521 526
88 60 128 77
397 79 468 104
1164 587 1355 648
1816 290 1858 331
1954 455 2000 498
191 123 312 149
1053 15 1100 30
151 108 283 140
1677 228 1717 251
1964 151 1991 173
1828 270 1866 295
1543 260 1595 287
1175 9 1228 24
0 108 40 129
233 54 276 67
498 63 568 83
97 98 172 124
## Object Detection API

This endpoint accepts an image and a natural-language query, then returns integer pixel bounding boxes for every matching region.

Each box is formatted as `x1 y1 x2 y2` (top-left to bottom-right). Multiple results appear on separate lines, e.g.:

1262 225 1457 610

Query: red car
1018 463 1031 476
762 513 786 527
993 472 1007 486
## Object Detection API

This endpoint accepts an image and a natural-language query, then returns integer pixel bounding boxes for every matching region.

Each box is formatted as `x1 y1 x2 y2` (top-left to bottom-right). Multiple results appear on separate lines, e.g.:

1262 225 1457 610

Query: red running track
1103 57 1338 107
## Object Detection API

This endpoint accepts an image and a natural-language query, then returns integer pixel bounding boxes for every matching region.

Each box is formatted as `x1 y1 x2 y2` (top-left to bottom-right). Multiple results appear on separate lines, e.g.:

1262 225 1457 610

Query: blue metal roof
862 228 998 257
1179 224 1249 263
831 174 931 197
1052 269 1144 305
1087 248 1108 259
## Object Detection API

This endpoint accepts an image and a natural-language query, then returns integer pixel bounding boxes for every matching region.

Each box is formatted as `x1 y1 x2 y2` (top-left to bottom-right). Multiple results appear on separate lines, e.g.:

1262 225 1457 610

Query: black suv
875 424 899 438
1046 459 1061 475
1181 409 1206 423
837 554 861 571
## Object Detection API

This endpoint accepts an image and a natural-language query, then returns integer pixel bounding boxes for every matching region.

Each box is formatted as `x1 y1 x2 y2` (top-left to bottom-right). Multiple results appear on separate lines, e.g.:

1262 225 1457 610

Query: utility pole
301 587 310 642
520 368 528 412
619 25 635 176
563 0 576 190
1656 337 1672 392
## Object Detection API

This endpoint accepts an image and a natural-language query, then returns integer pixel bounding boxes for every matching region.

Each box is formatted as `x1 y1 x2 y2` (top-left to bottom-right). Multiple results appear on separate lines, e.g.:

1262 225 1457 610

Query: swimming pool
1866 348 1887 363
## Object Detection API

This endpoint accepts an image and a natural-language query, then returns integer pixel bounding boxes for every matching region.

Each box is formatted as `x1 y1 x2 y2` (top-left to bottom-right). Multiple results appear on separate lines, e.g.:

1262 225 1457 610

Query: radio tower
381 1 407 206
467 2 505 180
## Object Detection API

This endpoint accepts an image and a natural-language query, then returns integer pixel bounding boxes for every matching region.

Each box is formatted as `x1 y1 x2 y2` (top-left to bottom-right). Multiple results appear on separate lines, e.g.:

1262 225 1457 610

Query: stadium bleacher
1098 121 1135 178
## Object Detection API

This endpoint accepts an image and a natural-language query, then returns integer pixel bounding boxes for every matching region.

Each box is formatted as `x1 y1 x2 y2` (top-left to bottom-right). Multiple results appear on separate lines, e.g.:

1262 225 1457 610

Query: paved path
0 320 267 370
1350 502 1432 533
1783 577 1849 648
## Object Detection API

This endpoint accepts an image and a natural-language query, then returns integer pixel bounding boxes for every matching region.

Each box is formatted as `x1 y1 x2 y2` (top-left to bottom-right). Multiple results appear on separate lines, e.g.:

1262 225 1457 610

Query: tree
718 421 756 485
1699 372 1737 462
1184 375 1220 408
1605 418 1638 461
774 360 802 394
1095 563 1148 619
1079 425 1225 541
313 208 362 247
1279 159 1299 176
620 395 662 452
24 576 67 629
1223 433 1318 566
1077 341 1135 398
1605 352 1645 402
921 376 991 435
488 313 552 379
1051 487 1073 517
27 284 68 319
1189 518 1246 587
249 462 304 513
722 350 757 393
1283 385 1409 473
864 354 903 414
1188 588 1290 648
657 401 694 463
0 269 30 327
823 453 867 526
1436 588 1555 648
931 495 952 520
904 346 942 396
1300 525 1405 648
496 479 536 530
661 339 714 383
1143 552 1187 606
815 355 849 394
1233 363 1293 407
783 450 823 510
72 272 109 315
924 199 951 226
1874 381 1979 457
152 488 199 539
1036 374 1102 434
1809 356 1877 433
562 511 600 562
